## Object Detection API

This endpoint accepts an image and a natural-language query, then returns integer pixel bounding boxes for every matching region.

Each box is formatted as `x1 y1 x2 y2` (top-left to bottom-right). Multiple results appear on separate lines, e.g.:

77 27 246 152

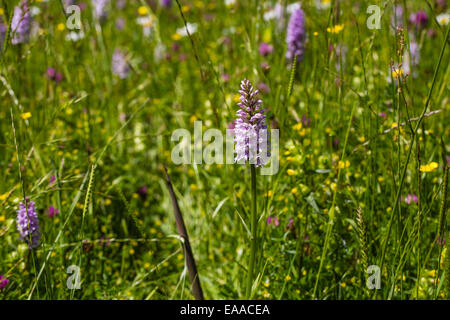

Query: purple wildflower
49 175 57 189
64 0 76 7
258 42 273 56
78 2 87 10
335 44 348 71
258 82 270 94
112 49 130 79
47 67 56 79
391 4 403 29
161 0 172 9
221 73 230 82
404 41 420 78
116 0 126 10
138 186 148 200
0 275 9 290
16 198 41 248
286 8 306 61
99 236 112 246
0 22 6 51
267 216 280 226
409 10 428 29
115 17 125 30
301 114 311 127
11 0 31 45
48 205 59 218
409 41 420 66
92 0 109 21
286 218 294 229
404 193 418 205
234 79 269 167
47 68 64 84
55 72 64 83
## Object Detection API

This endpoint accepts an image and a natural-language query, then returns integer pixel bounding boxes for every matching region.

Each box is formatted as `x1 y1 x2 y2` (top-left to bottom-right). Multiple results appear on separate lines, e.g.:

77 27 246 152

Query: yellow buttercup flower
181 5 190 13
287 169 296 176
337 160 350 169
327 24 344 34
21 112 32 120
392 68 404 79
138 6 148 15
420 162 439 172
171 33 182 41
0 192 8 201
189 115 198 123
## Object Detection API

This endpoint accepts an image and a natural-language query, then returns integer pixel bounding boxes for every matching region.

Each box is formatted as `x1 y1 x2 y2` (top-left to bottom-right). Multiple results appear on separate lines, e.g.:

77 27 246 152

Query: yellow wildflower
287 169 296 176
327 24 344 34
392 68 404 79
420 162 439 172
138 6 148 15
21 112 32 120
171 33 182 41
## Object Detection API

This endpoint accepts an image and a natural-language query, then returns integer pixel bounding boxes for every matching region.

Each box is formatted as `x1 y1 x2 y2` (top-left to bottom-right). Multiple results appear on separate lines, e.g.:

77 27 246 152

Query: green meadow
0 0 449 300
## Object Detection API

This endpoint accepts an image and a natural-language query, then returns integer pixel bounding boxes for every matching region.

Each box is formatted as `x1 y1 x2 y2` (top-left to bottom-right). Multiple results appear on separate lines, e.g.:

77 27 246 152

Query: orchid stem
246 164 258 298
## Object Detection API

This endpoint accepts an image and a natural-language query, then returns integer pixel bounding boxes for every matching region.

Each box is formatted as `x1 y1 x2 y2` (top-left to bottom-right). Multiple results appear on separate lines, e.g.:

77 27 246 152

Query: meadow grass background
0 0 449 300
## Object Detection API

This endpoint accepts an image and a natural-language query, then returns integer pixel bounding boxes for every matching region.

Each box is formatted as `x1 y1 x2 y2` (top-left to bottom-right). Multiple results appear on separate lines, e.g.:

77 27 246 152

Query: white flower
136 16 152 26
154 43 166 63
263 2 302 30
315 0 331 10
65 30 85 41
436 13 450 26
30 6 41 16
176 23 197 36
287 2 301 14
224 0 236 6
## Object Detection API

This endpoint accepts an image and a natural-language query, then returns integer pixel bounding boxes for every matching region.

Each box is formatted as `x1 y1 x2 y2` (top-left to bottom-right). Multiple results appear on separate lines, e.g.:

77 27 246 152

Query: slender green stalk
445 229 450 299
246 164 258 298
357 207 369 287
